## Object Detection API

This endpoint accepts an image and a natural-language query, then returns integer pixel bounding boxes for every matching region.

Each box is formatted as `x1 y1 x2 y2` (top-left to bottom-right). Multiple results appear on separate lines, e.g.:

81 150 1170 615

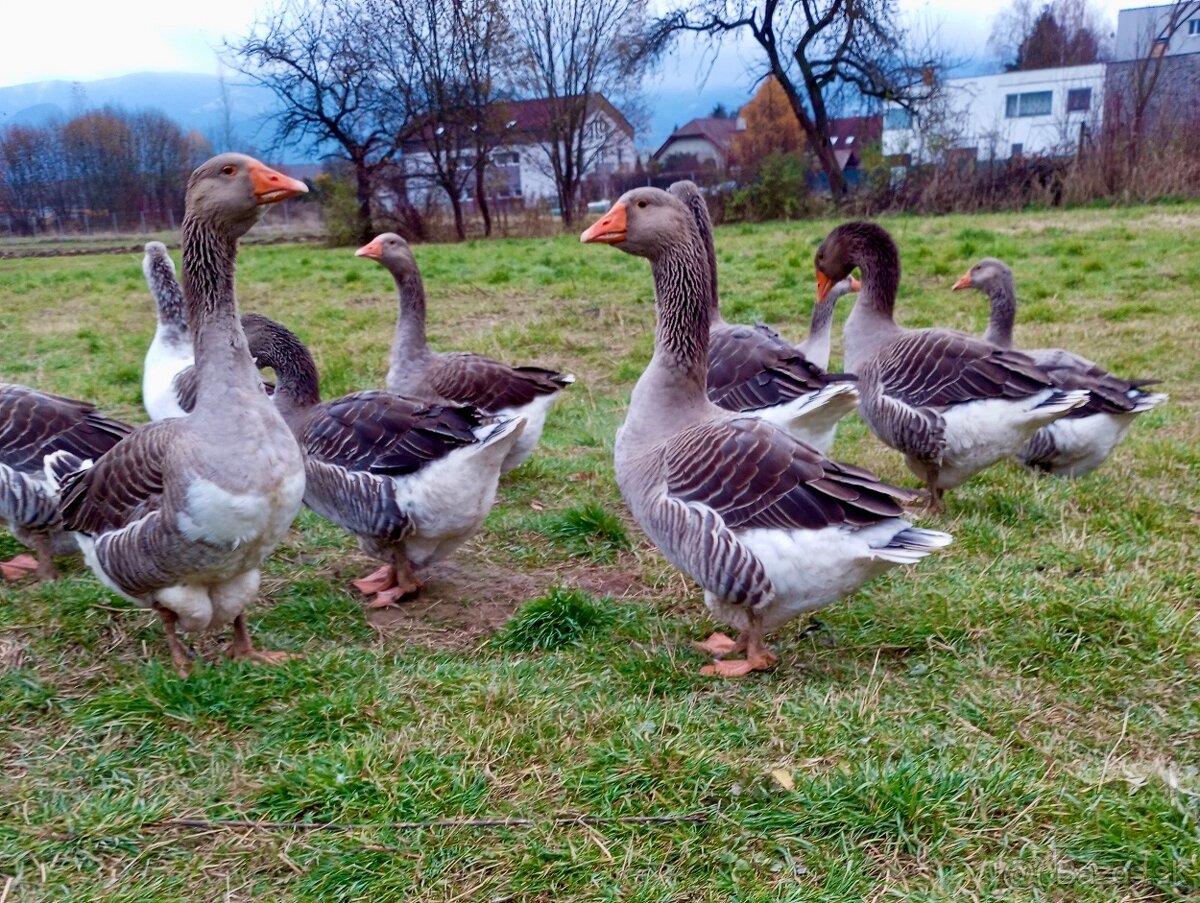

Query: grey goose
49 154 309 676
356 232 572 473
239 313 524 608
952 257 1167 476
815 222 1091 512
0 385 130 581
581 189 951 676
667 181 858 454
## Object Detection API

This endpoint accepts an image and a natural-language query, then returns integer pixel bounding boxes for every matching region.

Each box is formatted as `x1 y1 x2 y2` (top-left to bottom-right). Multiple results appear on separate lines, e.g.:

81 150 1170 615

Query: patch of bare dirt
353 556 649 649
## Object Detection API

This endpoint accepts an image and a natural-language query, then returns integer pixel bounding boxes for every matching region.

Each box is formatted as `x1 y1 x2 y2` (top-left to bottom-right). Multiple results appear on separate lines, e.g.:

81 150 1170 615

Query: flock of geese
0 153 1167 678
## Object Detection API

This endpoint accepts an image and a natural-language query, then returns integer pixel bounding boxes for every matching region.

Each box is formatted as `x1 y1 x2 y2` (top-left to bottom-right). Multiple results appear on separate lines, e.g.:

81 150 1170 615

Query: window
1067 88 1092 112
494 151 519 165
1011 143 1023 157
1189 18 1200 34
883 108 912 130
1005 90 1052 118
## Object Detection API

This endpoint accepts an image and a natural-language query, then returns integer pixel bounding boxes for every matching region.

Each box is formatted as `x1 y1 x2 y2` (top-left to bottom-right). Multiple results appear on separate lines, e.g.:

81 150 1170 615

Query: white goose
581 189 951 676
50 154 309 676
356 233 572 473
815 222 1091 512
952 257 1167 476
240 313 524 608
140 242 194 421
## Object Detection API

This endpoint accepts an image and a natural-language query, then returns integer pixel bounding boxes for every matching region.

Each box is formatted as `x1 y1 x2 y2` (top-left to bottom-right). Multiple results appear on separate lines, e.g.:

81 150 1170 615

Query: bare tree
0 125 63 234
650 0 938 201
507 0 648 226
225 0 399 243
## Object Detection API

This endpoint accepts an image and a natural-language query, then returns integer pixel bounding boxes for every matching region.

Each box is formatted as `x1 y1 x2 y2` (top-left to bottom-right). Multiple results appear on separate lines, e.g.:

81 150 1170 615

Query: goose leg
154 604 194 678
700 612 778 677
31 535 59 582
921 463 945 514
224 613 298 666
0 554 40 581
365 555 422 609
352 564 397 595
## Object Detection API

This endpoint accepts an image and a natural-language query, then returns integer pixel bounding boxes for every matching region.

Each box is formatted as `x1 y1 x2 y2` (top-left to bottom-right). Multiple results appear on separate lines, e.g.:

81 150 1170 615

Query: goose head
579 187 697 260
186 153 308 238
814 221 899 303
951 257 1013 293
355 232 416 271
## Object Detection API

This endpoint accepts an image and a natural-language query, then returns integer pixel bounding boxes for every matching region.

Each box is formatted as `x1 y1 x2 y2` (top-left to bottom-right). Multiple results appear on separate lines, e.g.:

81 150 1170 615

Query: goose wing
429 353 572 411
58 420 177 534
302 391 483 475
707 327 841 410
664 417 912 531
0 384 131 472
875 329 1053 406
1029 349 1158 416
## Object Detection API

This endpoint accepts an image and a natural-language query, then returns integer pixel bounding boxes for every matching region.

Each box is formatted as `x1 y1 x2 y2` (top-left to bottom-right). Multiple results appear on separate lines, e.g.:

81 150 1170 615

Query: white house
883 64 1106 164
399 95 635 211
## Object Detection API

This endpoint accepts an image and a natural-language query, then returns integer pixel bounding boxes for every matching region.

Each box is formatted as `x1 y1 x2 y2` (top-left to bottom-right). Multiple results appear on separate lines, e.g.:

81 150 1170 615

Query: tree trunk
475 163 492 237
812 138 848 199
449 193 466 241
353 161 374 245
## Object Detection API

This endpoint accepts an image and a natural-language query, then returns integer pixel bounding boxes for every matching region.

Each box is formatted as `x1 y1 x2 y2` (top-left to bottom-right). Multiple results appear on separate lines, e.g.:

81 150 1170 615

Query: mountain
0 71 313 160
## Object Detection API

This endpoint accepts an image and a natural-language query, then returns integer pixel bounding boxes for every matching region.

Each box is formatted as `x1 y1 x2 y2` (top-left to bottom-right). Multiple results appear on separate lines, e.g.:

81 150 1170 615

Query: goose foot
693 632 745 656
154 604 194 678
224 613 298 667
699 618 777 677
365 571 423 609
0 554 41 581
352 565 397 595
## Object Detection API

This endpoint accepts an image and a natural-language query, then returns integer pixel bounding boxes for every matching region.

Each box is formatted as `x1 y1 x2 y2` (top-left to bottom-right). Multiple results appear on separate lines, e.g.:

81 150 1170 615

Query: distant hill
0 71 318 161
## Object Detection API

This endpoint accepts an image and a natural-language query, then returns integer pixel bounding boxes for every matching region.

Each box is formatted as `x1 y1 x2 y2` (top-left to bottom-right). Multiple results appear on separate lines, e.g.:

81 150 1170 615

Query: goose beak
849 275 861 292
815 270 835 303
356 238 384 259
580 202 627 244
248 161 309 204
951 271 973 291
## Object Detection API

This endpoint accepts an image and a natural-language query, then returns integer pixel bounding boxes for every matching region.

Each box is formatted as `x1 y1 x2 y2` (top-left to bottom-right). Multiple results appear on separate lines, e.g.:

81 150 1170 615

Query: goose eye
221 164 236 175
636 199 647 208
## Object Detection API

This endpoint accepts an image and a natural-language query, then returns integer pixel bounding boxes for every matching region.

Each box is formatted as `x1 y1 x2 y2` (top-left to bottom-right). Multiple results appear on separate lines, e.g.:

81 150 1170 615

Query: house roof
827 115 882 147
652 117 744 161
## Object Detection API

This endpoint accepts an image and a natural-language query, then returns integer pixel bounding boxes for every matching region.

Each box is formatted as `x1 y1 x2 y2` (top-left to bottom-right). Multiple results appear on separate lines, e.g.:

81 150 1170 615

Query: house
652 117 745 170
398 95 635 210
882 64 1106 165
1114 2 1200 60
827 115 883 170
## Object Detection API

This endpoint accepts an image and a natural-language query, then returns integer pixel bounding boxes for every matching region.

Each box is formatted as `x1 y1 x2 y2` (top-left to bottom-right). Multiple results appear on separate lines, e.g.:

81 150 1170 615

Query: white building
1115 3 1200 59
399 95 635 211
883 64 1106 164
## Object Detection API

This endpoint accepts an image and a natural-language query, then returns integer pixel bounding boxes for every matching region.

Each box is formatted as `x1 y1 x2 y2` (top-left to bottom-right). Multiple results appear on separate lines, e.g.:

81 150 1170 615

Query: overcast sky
0 0 1129 92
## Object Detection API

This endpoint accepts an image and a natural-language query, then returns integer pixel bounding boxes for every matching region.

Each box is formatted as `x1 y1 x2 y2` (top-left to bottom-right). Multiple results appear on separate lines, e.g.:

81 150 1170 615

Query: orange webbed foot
352 565 397 595
365 576 423 609
692 632 744 656
699 649 778 677
1 554 41 581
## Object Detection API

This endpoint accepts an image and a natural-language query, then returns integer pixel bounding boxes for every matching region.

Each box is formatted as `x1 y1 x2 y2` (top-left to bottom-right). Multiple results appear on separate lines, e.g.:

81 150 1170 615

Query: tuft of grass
538 501 630 561
496 585 616 652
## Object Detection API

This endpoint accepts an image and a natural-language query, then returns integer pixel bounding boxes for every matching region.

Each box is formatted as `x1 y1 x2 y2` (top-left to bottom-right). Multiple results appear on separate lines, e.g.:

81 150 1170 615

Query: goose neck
803 295 836 370
981 278 1016 349
841 238 903 373
390 264 431 364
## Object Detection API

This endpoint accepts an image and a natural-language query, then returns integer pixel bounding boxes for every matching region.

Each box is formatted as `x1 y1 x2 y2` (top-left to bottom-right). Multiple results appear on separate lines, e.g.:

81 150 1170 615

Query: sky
0 0 1131 94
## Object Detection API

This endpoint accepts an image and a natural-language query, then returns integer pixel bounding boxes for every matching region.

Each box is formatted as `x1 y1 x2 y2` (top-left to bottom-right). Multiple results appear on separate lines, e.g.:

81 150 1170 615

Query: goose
239 312 525 608
580 189 951 676
796 274 859 372
140 241 273 419
48 153 309 676
356 233 572 473
814 222 1091 512
667 181 859 454
0 385 131 581
952 257 1168 476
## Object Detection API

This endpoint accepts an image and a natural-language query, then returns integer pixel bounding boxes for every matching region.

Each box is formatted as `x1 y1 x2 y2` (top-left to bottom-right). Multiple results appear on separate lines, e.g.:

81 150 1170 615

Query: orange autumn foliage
730 77 806 168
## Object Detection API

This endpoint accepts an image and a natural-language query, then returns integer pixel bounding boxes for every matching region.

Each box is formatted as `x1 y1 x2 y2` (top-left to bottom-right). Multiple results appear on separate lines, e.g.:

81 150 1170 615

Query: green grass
0 203 1198 900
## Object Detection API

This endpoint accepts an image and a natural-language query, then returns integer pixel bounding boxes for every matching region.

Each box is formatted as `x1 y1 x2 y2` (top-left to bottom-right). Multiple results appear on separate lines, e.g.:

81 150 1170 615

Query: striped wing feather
0 384 131 473
428 353 571 411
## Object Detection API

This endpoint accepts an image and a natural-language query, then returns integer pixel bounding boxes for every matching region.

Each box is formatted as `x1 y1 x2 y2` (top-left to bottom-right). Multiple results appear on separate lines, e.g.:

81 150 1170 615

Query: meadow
0 202 1197 901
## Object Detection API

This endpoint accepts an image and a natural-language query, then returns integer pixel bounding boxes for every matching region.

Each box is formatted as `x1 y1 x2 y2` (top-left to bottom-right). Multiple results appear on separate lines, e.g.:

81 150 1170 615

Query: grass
0 202 1198 900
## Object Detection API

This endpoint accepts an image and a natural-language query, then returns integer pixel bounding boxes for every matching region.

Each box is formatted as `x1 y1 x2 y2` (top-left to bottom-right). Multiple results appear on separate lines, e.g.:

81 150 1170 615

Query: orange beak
849 275 861 292
816 270 835 303
580 202 628 245
951 271 973 291
248 161 309 204
356 237 384 260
